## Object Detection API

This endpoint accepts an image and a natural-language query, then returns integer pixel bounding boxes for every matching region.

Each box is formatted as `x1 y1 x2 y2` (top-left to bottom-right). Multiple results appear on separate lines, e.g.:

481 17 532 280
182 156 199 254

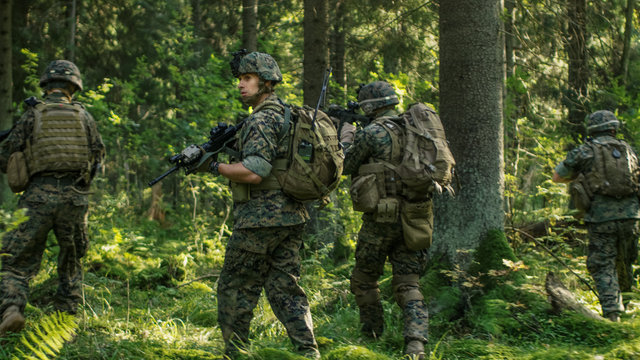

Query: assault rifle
326 101 371 133
148 120 245 187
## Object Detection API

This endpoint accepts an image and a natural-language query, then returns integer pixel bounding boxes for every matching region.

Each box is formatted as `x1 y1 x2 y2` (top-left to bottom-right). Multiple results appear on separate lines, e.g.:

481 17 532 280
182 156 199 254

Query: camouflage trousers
217 224 318 355
0 180 89 315
587 219 640 317
350 216 429 343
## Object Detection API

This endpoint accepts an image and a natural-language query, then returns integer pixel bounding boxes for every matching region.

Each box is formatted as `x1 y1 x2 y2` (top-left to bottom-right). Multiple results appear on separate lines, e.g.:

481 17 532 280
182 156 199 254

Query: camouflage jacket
343 109 399 176
232 93 308 229
555 134 640 223
0 92 105 176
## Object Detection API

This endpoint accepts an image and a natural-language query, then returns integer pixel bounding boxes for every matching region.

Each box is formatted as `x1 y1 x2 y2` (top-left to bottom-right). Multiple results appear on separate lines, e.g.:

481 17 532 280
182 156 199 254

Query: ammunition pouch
7 151 30 193
400 199 433 251
374 197 400 223
569 173 592 216
349 174 379 212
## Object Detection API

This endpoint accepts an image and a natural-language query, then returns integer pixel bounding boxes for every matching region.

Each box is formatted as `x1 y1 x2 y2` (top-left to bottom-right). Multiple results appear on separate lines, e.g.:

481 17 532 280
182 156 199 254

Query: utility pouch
400 200 433 251
374 197 399 223
231 182 250 203
569 173 591 216
7 151 30 193
350 174 379 213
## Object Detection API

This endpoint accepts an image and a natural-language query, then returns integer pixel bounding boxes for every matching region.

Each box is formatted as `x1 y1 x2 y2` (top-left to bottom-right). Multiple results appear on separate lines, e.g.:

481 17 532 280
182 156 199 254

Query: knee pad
392 273 423 308
351 268 380 307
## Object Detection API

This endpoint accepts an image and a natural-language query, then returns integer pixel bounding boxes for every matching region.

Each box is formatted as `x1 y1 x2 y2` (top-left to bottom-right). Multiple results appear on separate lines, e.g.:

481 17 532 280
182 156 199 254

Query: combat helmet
39 60 83 91
587 110 620 135
230 50 282 83
357 81 399 116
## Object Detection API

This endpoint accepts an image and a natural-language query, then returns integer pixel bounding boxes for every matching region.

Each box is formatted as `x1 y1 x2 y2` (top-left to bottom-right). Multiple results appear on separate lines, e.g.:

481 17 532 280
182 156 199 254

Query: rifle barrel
148 166 180 187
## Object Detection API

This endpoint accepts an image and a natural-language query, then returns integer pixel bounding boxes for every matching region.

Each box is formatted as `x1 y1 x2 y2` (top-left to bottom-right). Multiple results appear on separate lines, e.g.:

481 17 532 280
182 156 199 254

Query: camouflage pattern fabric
232 93 308 230
0 92 105 172
357 81 399 116
556 135 640 317
39 60 83 91
343 109 398 175
238 52 283 82
217 225 318 355
351 216 429 342
0 180 89 314
345 109 430 343
587 219 639 316
554 135 640 223
0 92 104 316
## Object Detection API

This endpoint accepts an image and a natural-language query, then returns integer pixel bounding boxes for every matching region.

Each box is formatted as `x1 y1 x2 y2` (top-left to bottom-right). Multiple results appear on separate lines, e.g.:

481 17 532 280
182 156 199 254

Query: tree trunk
504 0 516 78
303 0 329 107
67 0 77 61
330 0 346 102
434 0 505 264
565 0 588 142
242 0 258 52
0 0 12 204
618 0 635 83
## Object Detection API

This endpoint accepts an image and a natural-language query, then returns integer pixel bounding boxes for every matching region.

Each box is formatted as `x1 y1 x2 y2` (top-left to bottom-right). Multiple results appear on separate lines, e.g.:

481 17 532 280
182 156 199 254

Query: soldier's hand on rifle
340 122 356 145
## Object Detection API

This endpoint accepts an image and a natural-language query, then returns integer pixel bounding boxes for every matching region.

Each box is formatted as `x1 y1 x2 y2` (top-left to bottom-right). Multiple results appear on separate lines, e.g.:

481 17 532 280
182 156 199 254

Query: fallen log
545 272 603 321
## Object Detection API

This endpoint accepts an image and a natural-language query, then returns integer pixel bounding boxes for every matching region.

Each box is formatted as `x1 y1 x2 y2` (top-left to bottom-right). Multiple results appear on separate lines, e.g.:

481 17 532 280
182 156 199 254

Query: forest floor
1 214 640 360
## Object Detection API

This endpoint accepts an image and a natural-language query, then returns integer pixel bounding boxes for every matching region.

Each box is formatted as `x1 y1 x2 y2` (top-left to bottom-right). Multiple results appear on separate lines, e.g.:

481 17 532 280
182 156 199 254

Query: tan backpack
384 103 455 196
273 105 344 201
584 138 639 198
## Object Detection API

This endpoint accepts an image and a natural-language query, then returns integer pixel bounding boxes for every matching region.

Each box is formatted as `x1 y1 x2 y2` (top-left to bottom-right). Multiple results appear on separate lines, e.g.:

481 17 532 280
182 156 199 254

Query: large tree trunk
330 0 346 102
0 0 12 204
242 0 258 52
303 0 329 107
618 0 635 83
434 0 505 264
564 0 588 142
67 0 77 61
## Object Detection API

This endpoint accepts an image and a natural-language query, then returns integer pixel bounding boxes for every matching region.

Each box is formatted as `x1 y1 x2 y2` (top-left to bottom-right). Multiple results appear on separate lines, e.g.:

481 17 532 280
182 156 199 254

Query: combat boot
0 306 25 337
405 340 425 360
606 312 621 323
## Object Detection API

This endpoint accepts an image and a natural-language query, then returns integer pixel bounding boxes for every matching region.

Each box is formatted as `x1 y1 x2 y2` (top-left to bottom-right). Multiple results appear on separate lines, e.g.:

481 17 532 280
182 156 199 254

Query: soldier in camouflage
553 110 640 322
209 51 320 359
0 60 105 336
340 81 430 359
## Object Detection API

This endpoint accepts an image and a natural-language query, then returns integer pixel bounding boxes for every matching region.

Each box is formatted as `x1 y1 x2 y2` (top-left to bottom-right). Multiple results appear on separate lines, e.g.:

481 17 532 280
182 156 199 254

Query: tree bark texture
618 0 636 83
565 0 588 142
303 0 329 107
330 0 346 101
434 0 505 264
67 0 77 61
0 0 13 204
242 0 258 52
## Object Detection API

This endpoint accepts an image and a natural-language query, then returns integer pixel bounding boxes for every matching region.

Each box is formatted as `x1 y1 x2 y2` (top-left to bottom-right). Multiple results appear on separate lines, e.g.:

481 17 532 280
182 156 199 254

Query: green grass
2 208 640 360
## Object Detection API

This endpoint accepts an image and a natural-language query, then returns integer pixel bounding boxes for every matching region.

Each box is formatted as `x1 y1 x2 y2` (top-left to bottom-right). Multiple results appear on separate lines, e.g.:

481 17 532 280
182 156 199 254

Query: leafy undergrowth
2 207 640 360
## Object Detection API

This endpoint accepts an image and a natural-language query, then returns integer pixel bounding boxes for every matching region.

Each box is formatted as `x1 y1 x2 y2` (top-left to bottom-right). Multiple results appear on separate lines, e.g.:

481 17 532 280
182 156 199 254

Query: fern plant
12 311 77 360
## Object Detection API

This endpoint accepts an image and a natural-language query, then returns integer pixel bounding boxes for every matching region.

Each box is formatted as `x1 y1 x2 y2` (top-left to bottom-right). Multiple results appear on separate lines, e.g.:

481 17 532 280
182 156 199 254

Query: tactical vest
583 137 640 198
355 117 407 200
26 102 91 177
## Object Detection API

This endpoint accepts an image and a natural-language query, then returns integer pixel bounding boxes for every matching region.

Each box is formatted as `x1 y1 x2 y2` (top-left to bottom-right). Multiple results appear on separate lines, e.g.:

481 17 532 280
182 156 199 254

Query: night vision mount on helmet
39 60 83 91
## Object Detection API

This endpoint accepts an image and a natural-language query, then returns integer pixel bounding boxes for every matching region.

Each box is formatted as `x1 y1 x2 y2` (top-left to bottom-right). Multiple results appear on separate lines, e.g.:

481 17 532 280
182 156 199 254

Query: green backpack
272 105 344 201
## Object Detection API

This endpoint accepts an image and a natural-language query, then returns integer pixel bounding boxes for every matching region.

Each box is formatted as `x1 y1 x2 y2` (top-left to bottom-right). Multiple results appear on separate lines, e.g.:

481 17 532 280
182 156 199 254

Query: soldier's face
238 73 260 100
